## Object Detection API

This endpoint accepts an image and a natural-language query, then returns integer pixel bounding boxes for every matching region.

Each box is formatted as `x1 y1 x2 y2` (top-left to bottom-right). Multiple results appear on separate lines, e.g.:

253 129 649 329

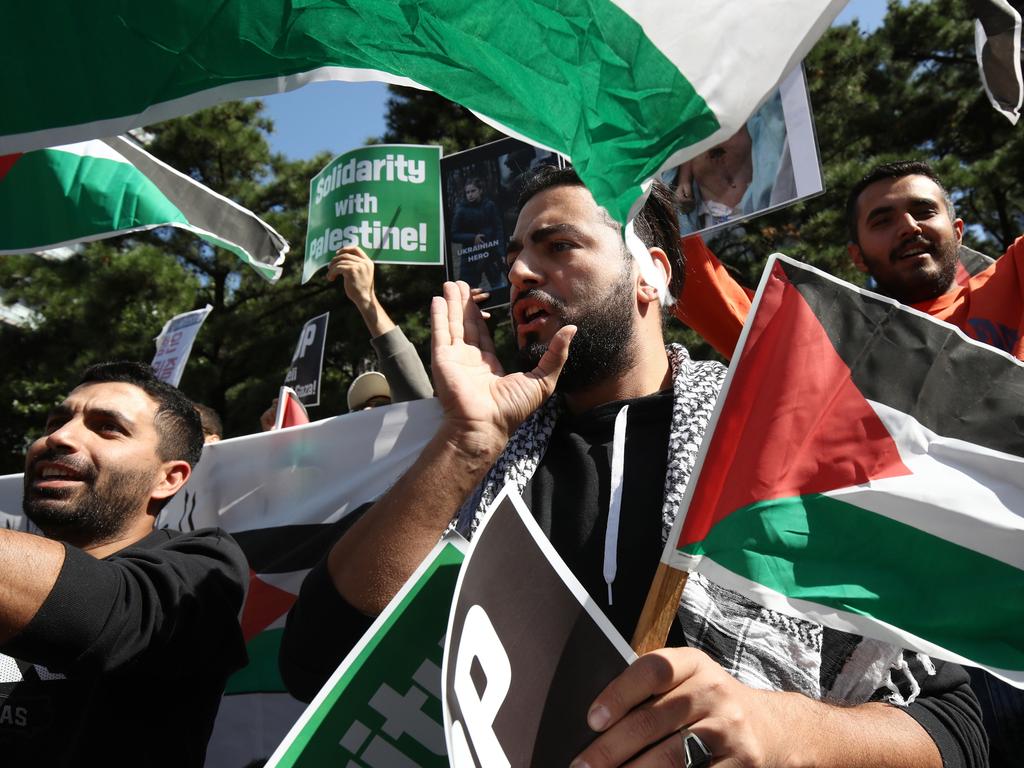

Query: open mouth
30 462 87 488
894 238 933 262
513 300 554 335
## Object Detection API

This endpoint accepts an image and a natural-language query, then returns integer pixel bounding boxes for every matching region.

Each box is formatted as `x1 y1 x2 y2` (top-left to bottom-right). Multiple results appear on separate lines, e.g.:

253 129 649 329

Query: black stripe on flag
103 136 287 271
232 502 370 573
780 260 1024 458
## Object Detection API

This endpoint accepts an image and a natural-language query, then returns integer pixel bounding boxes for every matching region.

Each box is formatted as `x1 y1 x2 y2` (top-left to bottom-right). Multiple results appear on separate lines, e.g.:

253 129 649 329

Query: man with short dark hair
1 361 248 767
677 159 1024 361
281 168 984 766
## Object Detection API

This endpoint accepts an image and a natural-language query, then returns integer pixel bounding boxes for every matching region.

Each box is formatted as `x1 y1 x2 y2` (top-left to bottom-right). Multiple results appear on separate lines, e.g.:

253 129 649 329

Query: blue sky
261 0 890 161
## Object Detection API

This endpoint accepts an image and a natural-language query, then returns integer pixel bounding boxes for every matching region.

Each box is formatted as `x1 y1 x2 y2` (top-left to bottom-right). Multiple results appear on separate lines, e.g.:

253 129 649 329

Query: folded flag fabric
666 255 1024 688
0 1 844 225
0 136 288 281
969 0 1024 124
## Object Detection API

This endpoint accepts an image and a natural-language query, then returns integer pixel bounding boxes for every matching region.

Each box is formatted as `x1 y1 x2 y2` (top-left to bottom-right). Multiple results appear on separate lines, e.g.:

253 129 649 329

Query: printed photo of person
664 67 823 237
451 176 508 291
668 90 793 235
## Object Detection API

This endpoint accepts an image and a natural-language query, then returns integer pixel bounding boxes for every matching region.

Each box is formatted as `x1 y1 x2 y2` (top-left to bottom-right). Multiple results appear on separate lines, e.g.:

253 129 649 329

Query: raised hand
327 246 376 312
431 281 575 448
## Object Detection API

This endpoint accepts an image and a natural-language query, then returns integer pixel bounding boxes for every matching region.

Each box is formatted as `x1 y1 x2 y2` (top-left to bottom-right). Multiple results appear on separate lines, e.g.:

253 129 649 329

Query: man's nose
44 421 81 453
508 250 543 291
897 211 924 239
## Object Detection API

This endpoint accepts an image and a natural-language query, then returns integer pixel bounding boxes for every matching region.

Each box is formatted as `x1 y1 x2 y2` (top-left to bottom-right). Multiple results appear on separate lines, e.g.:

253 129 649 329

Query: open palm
431 282 575 443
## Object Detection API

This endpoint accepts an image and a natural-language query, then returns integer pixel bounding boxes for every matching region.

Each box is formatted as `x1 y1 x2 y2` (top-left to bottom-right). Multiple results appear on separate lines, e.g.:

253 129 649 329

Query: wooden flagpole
630 562 688 655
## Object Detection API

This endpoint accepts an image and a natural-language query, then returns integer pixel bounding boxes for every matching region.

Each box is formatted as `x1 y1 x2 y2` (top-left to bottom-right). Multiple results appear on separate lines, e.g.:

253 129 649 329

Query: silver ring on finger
680 729 712 768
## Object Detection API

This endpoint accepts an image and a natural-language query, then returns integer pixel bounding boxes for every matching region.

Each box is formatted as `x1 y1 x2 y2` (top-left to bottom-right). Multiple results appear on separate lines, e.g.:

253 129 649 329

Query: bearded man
280 168 985 766
677 160 1024 362
0 362 247 767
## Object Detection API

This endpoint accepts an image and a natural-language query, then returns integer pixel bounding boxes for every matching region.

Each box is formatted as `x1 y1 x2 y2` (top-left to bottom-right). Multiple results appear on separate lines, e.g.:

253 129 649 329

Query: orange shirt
675 235 1024 362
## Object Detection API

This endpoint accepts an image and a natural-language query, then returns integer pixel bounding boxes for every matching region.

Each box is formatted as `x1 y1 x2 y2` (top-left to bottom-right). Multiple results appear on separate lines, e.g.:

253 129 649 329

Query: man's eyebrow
866 197 942 222
88 407 136 429
864 204 894 222
530 223 590 243
45 404 73 422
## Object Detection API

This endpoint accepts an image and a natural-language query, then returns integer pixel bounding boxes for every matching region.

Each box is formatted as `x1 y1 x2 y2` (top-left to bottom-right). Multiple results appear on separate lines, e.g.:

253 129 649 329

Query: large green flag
0 1 844 225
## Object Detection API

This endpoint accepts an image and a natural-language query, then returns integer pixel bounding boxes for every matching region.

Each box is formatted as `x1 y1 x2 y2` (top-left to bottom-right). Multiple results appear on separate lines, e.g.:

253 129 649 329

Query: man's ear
953 218 964 245
151 460 191 502
847 243 869 274
637 246 671 305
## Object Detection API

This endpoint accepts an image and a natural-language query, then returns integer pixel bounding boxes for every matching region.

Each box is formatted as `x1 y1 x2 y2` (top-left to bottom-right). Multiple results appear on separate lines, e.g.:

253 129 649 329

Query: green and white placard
265 536 465 767
303 144 442 282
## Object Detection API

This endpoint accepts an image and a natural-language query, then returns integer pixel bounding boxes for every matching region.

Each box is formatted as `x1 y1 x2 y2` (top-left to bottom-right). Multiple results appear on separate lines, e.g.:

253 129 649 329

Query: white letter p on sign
452 604 511 768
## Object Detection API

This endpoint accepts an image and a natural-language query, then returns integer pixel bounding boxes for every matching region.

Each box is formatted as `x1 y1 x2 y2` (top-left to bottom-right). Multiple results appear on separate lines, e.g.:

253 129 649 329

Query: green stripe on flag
3 0 719 224
226 628 288 695
0 149 187 249
680 494 1024 670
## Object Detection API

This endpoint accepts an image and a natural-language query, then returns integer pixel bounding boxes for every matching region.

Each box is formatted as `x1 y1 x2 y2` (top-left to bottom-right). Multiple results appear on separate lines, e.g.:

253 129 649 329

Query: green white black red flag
664 255 1024 688
0 137 288 280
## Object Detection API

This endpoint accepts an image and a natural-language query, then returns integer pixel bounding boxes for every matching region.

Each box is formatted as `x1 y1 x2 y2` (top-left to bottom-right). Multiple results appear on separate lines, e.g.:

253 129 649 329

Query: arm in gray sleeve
371 326 434 402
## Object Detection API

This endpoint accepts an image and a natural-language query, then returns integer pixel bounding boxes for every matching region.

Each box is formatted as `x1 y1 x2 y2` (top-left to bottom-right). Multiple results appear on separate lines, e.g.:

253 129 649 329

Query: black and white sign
284 311 329 407
442 487 635 767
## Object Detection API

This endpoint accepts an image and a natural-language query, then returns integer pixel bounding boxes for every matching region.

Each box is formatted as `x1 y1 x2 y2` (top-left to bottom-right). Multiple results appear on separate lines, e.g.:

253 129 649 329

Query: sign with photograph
662 65 824 237
440 138 565 310
304 144 443 283
442 487 635 766
284 311 329 407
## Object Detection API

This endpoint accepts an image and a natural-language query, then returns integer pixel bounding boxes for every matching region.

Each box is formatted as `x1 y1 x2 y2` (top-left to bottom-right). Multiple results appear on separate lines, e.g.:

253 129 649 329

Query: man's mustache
890 235 932 263
27 450 95 482
511 289 567 326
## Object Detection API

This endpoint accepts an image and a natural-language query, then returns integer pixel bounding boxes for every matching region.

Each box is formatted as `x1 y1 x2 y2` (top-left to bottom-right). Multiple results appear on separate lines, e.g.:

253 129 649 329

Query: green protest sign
303 144 443 282
266 537 465 768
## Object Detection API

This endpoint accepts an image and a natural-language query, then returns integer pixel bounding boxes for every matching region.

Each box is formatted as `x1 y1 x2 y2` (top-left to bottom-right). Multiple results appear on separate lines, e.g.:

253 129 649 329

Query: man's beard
878 234 958 304
23 452 153 545
515 269 637 394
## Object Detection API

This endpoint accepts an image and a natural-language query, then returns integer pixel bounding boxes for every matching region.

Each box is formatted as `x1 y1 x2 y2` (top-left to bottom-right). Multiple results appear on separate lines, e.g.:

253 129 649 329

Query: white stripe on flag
613 0 847 166
824 401 1024 570
42 139 125 162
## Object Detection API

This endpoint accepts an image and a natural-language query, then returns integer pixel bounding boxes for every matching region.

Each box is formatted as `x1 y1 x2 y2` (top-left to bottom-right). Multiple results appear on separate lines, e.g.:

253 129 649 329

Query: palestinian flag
205 522 347 764
0 136 288 281
158 399 442 765
1 1 844 225
667 255 1024 687
272 387 311 430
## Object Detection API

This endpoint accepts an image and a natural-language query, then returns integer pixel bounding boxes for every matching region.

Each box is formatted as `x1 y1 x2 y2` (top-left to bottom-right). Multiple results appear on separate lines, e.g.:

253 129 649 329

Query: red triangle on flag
239 569 298 643
678 261 911 549
0 153 23 183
